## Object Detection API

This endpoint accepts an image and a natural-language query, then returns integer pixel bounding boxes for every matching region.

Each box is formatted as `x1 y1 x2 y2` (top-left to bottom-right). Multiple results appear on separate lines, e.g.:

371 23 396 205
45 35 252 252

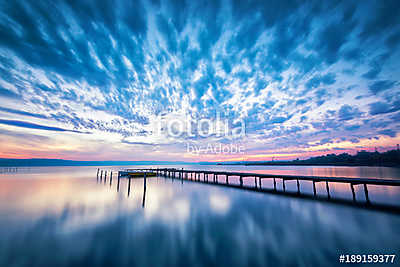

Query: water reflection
0 166 399 266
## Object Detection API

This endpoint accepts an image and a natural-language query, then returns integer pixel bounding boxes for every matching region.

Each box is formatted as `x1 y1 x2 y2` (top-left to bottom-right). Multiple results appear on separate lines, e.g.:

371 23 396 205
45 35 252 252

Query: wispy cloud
0 119 90 134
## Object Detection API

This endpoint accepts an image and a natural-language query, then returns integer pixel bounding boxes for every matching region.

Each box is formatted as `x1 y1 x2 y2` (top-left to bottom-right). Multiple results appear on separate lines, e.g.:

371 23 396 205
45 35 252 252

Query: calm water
0 165 399 267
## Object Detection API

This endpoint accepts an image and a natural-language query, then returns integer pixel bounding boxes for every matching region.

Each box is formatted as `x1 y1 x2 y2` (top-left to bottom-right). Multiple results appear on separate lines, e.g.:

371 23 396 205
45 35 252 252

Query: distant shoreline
0 159 197 167
216 162 400 167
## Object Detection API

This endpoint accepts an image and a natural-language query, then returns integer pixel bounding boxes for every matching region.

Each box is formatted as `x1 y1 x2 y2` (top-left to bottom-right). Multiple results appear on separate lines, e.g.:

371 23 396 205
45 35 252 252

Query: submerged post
117 172 120 192
350 183 356 201
127 177 131 197
326 181 330 199
313 181 316 196
364 184 370 204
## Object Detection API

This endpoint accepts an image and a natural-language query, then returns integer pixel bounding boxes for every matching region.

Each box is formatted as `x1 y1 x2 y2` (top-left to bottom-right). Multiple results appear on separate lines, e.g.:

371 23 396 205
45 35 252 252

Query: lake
0 165 399 266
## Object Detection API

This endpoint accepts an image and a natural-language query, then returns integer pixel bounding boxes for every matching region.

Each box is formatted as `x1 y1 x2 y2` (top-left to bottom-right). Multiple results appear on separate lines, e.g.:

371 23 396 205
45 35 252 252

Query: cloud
338 105 362 121
0 119 90 134
378 129 397 138
305 73 336 89
369 80 396 94
0 106 48 119
0 87 20 98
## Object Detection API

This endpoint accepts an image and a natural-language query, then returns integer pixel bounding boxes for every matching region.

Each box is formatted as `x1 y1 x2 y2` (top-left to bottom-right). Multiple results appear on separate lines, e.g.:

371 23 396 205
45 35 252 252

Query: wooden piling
127 177 131 196
117 172 120 192
350 183 356 201
313 181 316 196
326 181 330 199
364 184 370 204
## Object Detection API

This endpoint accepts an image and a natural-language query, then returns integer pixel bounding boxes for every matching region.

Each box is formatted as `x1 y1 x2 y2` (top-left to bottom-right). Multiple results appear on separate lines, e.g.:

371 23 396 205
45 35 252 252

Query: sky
0 0 399 162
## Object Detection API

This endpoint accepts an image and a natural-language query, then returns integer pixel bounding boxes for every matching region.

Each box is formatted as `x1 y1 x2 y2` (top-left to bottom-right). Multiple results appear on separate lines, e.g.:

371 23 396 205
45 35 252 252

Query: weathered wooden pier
96 167 400 213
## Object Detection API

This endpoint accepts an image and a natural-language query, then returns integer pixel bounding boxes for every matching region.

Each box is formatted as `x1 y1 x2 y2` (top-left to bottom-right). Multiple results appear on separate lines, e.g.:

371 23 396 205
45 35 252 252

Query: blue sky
0 0 399 161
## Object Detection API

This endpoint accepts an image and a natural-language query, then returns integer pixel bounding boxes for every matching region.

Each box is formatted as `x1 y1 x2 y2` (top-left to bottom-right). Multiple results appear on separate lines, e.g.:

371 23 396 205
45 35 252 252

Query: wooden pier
95 167 400 213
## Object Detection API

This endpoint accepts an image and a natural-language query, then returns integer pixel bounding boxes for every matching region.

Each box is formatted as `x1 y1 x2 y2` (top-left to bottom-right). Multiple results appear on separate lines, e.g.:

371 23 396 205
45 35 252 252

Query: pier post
96 168 99 178
100 170 103 182
144 172 147 188
259 177 262 189
364 184 370 204
239 176 243 187
313 181 316 196
326 181 331 199
326 181 330 199
254 177 257 188
127 177 131 196
350 183 356 201
104 171 107 184
110 172 113 186
117 172 120 192
296 179 300 194
226 175 228 184
273 178 276 190
282 179 286 192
